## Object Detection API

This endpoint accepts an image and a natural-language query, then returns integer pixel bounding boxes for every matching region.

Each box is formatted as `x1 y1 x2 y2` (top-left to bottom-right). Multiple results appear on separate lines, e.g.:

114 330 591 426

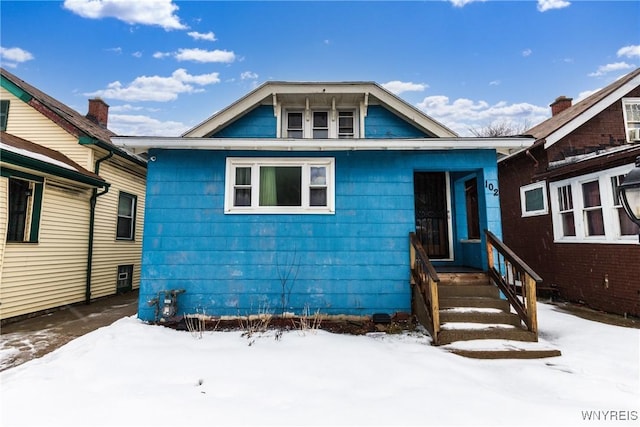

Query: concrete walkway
0 291 138 371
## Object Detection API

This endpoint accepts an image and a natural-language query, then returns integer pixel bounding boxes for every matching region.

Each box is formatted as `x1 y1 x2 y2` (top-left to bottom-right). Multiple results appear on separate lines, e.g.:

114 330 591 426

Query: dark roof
1 131 107 188
0 67 145 167
526 67 640 141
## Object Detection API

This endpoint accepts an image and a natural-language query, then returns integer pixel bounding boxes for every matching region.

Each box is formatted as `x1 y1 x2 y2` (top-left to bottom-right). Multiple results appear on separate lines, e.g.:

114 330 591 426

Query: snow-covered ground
1 303 638 427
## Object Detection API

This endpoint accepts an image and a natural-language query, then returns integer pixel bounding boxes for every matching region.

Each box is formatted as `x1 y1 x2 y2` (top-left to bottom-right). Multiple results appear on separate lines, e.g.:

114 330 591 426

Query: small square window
520 181 548 217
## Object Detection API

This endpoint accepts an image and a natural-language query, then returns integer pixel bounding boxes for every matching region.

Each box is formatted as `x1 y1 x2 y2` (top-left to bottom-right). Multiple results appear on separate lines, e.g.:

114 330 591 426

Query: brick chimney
550 96 572 116
87 98 109 128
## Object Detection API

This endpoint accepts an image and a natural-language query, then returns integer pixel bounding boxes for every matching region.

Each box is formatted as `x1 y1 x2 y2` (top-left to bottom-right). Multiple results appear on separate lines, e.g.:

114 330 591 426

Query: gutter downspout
86 150 113 304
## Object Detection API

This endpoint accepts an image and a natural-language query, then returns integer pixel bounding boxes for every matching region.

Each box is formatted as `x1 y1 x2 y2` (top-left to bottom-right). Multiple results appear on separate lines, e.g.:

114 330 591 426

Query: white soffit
112 136 535 155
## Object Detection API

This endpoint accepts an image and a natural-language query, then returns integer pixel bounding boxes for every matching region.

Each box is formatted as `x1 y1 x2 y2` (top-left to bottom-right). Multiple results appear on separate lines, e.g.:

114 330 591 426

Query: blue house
114 82 536 335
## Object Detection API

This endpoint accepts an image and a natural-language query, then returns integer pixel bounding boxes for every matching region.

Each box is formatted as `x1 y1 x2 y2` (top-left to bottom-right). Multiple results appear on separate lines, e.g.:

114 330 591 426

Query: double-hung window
116 192 137 240
286 112 303 138
549 164 639 243
1 100 9 131
225 157 335 214
622 98 640 142
6 175 43 243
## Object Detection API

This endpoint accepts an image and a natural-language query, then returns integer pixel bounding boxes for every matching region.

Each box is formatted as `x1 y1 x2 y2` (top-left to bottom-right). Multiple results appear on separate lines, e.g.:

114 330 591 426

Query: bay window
225 157 335 214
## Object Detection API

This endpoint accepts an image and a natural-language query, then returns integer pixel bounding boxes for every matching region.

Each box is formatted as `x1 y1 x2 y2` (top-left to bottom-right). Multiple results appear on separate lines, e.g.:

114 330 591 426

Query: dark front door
414 172 450 259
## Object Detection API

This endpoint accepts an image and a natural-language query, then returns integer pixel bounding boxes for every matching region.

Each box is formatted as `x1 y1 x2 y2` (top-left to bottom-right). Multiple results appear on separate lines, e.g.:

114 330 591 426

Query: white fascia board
544 75 640 149
112 136 535 155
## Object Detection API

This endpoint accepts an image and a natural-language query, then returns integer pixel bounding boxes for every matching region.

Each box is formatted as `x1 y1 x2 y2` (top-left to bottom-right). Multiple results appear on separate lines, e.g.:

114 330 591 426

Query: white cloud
489 80 501 86
85 68 221 102
449 0 485 7
63 0 186 30
132 51 142 58
110 104 145 112
537 0 571 12
416 95 549 136
188 31 216 42
110 114 190 136
588 62 634 77
617 45 640 58
0 46 34 63
174 48 235 63
153 51 171 59
381 81 428 95
522 48 532 57
106 47 122 54
241 71 258 80
576 88 600 102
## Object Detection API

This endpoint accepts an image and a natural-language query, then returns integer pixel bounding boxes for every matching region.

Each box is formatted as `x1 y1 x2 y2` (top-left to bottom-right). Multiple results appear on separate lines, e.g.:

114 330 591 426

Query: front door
414 172 451 259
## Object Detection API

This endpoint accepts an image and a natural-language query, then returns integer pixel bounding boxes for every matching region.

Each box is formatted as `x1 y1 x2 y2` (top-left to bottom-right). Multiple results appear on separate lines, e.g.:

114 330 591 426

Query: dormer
183 82 457 139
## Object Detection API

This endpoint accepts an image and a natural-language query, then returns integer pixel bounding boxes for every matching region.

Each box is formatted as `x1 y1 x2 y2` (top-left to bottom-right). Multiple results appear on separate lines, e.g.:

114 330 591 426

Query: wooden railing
485 230 541 335
409 232 441 344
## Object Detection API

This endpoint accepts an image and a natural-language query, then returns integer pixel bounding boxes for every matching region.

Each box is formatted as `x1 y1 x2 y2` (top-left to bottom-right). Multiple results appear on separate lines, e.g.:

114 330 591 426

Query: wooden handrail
409 232 441 344
485 230 540 335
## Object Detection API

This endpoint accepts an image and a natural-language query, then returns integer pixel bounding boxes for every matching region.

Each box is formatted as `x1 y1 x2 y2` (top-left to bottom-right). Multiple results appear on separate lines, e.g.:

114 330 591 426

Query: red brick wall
499 90 640 316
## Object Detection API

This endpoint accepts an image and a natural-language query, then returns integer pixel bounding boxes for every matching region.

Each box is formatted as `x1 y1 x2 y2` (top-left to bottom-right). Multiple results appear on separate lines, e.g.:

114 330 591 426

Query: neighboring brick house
0 68 147 322
499 68 640 317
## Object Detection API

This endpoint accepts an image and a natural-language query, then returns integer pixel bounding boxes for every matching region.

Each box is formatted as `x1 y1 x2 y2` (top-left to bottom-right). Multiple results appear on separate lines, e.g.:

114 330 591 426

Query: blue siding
365 105 429 138
139 149 501 321
210 105 277 138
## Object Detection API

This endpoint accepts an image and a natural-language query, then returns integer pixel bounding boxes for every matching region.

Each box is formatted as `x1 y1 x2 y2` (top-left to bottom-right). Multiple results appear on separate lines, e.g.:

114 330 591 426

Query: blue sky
1 0 639 136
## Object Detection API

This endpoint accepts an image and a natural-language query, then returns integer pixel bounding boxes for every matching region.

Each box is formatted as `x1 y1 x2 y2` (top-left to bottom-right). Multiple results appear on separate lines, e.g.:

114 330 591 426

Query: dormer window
313 111 329 138
283 108 358 138
286 112 303 138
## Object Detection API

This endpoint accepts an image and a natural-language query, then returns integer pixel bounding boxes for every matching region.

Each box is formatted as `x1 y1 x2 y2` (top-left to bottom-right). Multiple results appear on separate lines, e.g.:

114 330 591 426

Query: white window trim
224 157 335 214
282 108 359 139
520 181 548 217
549 164 637 244
622 97 640 143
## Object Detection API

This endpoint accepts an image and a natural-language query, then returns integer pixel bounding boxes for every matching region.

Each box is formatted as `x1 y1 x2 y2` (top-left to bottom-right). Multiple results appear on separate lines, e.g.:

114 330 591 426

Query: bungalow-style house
115 81 542 347
0 68 147 322
499 68 640 318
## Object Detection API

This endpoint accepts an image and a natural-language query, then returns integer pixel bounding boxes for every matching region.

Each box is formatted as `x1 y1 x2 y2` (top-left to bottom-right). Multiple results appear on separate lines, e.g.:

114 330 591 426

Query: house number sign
485 180 499 197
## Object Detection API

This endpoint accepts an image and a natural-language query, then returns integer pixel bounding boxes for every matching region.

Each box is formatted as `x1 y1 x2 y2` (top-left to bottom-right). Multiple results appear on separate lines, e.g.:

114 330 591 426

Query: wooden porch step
437 272 490 286
448 348 561 359
438 284 500 299
439 296 511 311
439 308 522 326
437 326 536 345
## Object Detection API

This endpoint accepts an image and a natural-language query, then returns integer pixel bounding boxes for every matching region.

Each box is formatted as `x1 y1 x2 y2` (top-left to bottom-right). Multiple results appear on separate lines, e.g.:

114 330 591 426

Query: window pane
117 218 133 239
524 187 544 212
310 167 326 185
313 112 328 128
310 188 327 206
288 112 302 129
561 212 575 236
625 102 640 122
236 167 251 185
0 100 9 131
582 181 601 208
118 195 133 216
234 189 251 206
585 209 605 236
259 166 301 206
618 208 640 236
338 111 354 138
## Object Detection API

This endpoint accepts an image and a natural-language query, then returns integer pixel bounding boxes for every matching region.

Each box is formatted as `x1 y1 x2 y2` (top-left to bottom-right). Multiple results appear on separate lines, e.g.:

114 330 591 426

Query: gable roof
183 81 458 138
1 131 108 188
526 68 640 149
0 67 145 167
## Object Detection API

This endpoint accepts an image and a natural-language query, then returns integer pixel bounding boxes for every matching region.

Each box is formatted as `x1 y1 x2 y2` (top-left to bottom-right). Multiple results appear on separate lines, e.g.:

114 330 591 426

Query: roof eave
112 136 535 155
